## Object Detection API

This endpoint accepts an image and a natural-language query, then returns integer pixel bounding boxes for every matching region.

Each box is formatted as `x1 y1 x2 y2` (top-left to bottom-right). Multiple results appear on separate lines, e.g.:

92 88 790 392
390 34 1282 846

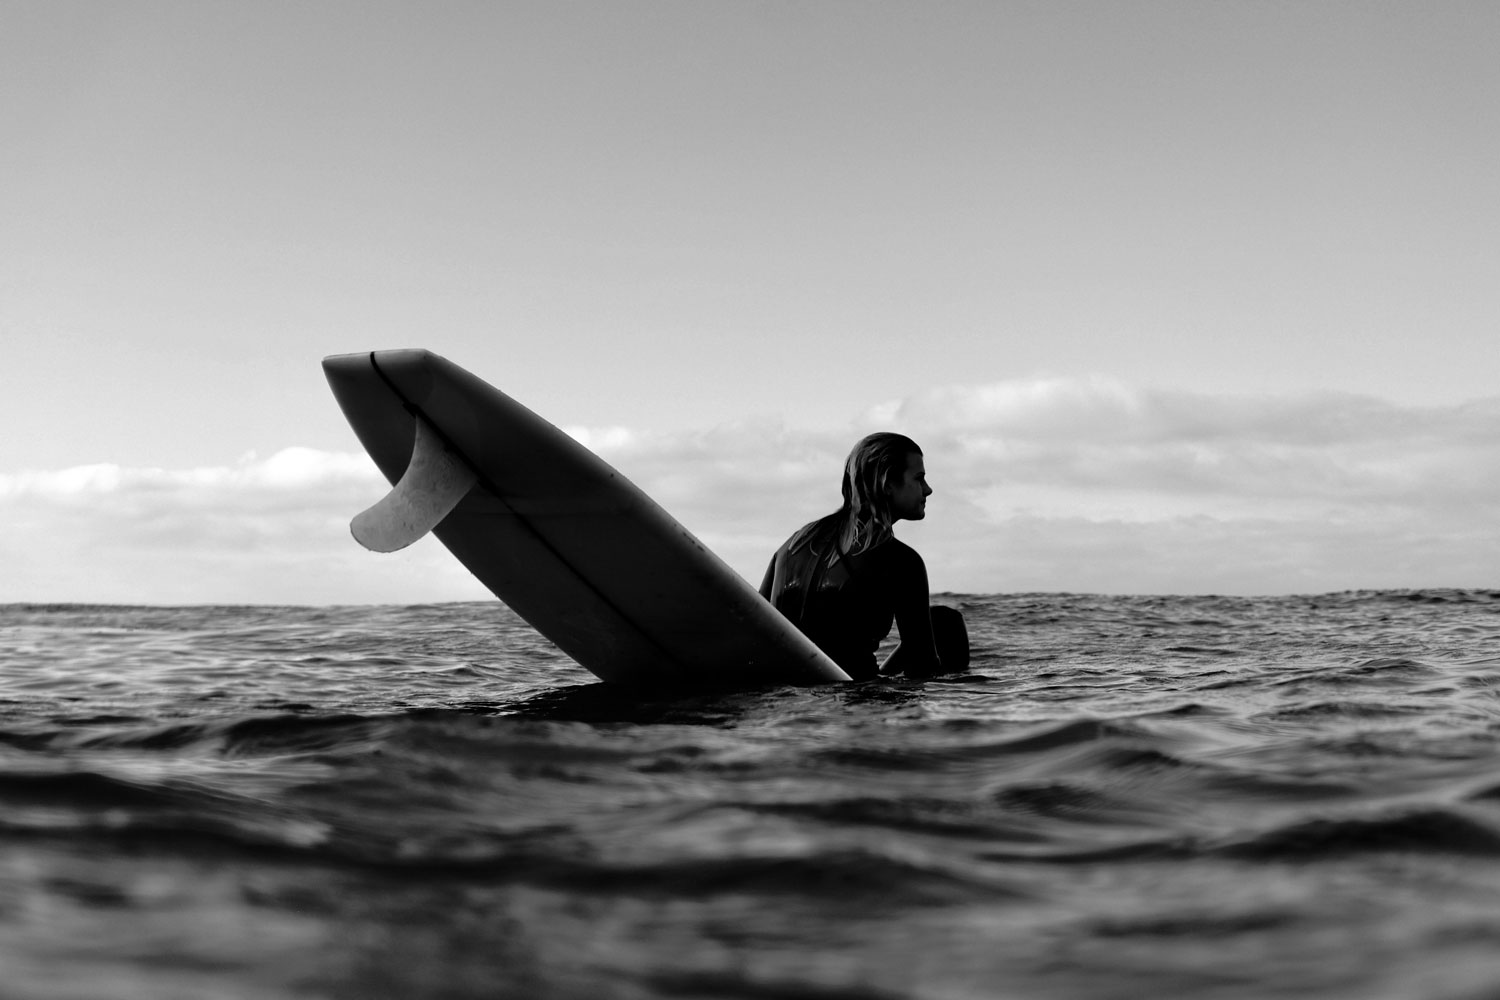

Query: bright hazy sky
3 2 1498 603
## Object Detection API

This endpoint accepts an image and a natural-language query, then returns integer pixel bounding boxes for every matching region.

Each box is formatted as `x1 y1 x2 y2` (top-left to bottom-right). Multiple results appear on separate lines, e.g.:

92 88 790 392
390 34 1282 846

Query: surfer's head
837 432 928 551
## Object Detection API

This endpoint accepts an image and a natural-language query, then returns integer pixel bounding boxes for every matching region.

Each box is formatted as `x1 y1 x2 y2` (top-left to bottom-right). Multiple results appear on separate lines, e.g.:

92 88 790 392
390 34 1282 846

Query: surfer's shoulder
879 536 922 564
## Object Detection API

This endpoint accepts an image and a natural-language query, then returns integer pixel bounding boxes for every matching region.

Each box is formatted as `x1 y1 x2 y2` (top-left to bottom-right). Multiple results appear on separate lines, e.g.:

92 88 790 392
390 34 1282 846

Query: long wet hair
788 432 923 565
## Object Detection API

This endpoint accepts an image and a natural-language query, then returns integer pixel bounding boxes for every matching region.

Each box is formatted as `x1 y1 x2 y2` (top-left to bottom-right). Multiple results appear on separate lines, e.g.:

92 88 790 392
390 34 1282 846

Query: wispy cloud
607 380 1500 596
4 381 1497 603
0 449 477 604
863 379 1500 518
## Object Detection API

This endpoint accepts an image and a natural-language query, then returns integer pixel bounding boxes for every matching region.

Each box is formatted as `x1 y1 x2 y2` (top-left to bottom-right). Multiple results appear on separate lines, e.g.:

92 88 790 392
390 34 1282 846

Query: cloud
865 379 1500 518
0 449 487 605
3 380 1497 603
605 380 1500 595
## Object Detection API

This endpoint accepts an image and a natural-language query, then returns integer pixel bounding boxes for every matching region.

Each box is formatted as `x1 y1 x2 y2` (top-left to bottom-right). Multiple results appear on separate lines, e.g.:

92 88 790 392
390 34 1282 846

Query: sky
2 1 1498 604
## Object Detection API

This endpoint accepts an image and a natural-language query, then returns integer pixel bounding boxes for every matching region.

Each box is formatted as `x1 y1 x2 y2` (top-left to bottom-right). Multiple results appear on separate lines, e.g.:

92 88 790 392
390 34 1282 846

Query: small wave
993 780 1157 825
1198 769 1362 802
1085 908 1299 939
646 970 909 1000
1261 700 1430 721
1215 807 1500 859
1345 657 1440 674
28 712 390 758
809 718 1120 774
0 768 196 810
523 848 1006 906
0 765 332 854
1382 589 1500 605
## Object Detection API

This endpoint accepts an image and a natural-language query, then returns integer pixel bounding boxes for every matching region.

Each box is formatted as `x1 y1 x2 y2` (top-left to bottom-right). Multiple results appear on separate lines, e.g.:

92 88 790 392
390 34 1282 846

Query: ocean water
3 592 1500 1000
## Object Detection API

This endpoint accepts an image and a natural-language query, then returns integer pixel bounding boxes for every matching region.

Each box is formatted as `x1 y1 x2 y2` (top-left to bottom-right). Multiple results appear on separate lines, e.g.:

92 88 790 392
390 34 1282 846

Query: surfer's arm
758 556 776 600
877 546 943 677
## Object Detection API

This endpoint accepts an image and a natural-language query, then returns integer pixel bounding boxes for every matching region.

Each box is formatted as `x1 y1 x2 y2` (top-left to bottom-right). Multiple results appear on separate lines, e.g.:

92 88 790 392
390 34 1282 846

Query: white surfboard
323 349 851 687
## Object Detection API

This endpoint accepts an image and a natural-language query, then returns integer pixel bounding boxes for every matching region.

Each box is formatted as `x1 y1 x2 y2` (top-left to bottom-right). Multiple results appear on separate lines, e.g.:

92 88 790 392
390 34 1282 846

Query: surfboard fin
351 417 478 552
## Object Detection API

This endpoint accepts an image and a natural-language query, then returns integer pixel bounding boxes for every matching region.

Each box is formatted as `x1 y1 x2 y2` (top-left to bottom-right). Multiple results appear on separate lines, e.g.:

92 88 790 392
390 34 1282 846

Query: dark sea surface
4 592 1500 999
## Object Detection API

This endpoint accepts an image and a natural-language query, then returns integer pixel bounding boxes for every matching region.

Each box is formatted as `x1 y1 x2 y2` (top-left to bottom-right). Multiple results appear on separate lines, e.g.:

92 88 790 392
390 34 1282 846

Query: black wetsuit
759 535 929 680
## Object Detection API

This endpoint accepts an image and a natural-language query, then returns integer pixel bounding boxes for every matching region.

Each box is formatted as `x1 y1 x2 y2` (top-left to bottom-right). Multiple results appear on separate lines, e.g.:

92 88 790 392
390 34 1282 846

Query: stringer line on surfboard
357 351 708 683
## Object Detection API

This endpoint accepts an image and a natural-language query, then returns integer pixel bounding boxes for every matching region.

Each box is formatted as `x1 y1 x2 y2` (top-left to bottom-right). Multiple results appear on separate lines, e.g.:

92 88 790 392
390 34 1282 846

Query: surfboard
322 350 851 687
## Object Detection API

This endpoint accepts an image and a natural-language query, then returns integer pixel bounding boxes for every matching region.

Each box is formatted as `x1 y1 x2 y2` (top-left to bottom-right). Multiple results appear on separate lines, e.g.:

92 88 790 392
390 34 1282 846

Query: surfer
759 432 968 680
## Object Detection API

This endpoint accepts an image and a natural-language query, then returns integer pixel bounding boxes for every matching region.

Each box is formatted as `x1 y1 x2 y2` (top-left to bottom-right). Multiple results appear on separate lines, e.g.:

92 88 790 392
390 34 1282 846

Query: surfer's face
887 452 931 521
